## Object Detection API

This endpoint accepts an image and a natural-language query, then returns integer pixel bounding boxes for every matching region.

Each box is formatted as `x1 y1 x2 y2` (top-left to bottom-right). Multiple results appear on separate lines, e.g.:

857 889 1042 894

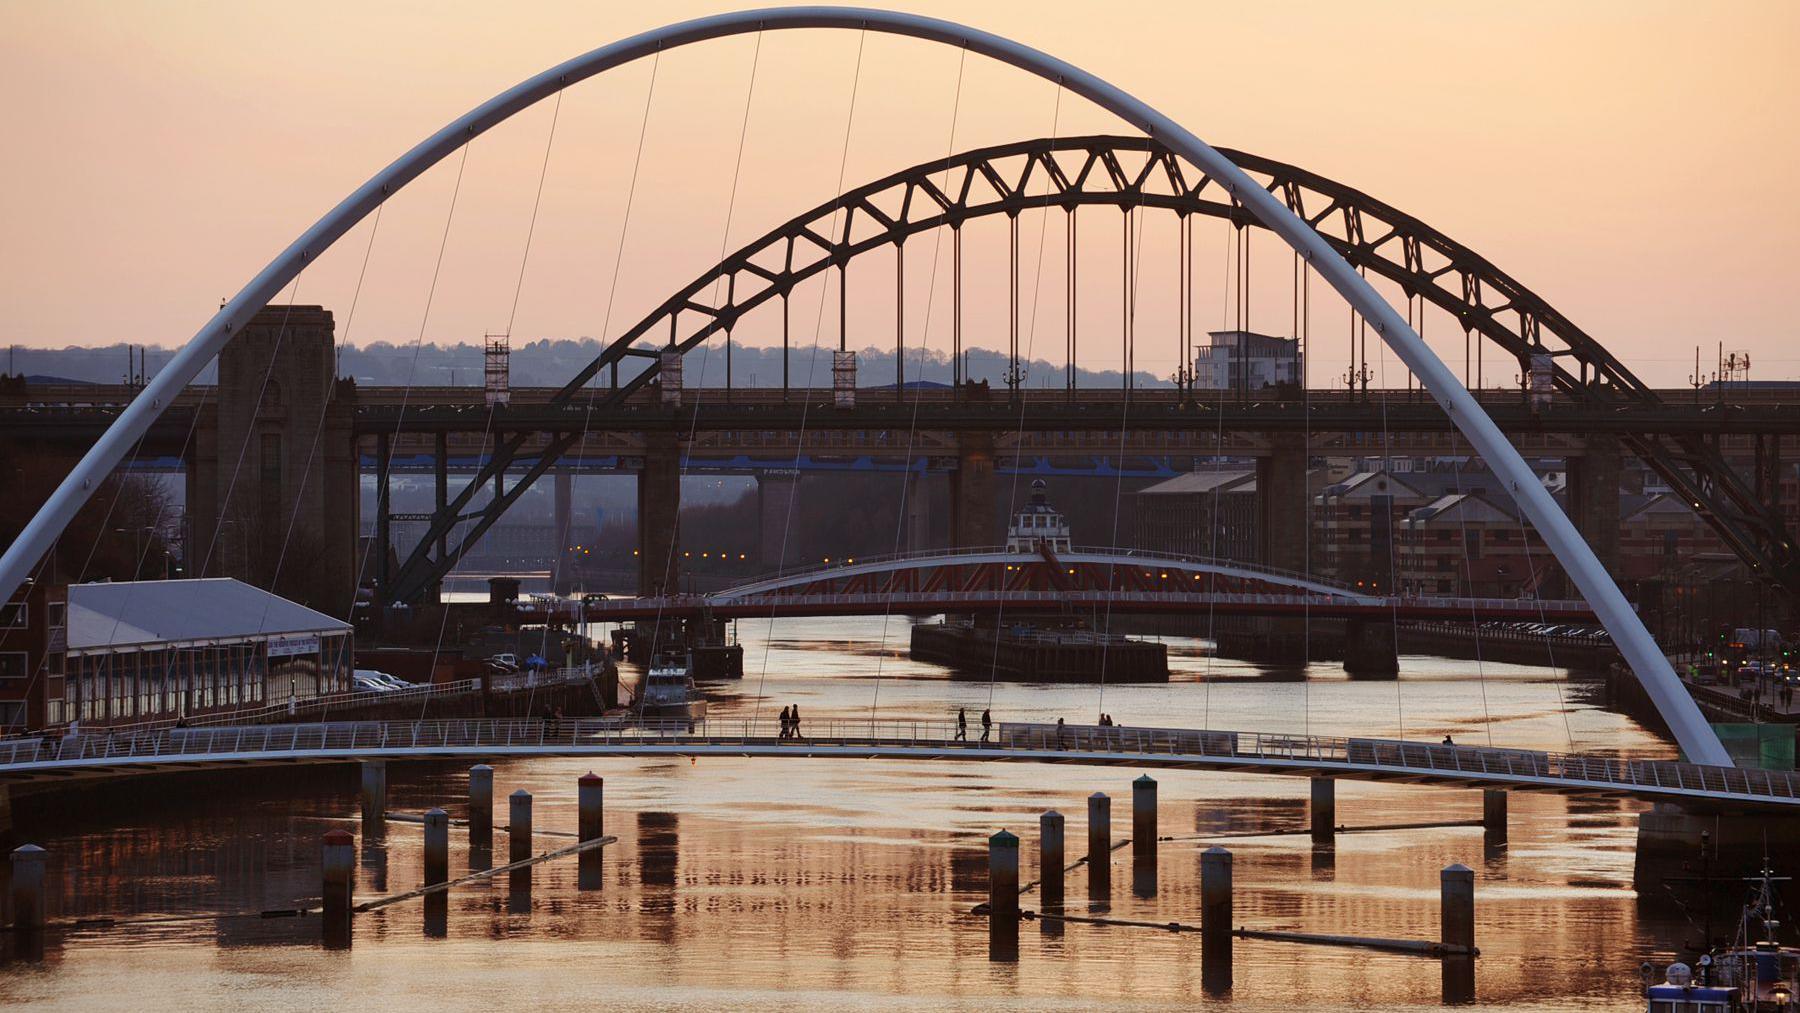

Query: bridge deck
1 718 1787 812
581 590 1595 623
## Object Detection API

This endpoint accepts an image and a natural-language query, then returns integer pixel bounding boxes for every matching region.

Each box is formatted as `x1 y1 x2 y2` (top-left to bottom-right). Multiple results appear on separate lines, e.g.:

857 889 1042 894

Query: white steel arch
0 7 1728 764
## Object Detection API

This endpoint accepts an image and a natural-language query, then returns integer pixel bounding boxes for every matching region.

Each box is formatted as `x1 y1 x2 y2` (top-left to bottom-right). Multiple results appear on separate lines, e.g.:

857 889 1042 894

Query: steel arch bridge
0 7 1726 763
387 133 1795 607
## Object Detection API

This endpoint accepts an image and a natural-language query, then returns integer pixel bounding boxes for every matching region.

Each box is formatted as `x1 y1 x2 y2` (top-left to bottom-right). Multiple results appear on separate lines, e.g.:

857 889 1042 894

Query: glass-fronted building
55 578 352 726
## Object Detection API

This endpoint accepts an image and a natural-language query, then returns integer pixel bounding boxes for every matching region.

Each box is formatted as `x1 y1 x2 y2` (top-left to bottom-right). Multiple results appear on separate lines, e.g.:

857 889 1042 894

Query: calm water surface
1 615 1686 1010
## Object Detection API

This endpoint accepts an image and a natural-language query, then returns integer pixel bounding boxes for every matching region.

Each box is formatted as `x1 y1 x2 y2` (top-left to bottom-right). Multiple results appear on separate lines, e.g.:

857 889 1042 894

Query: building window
0 652 26 681
0 602 24 629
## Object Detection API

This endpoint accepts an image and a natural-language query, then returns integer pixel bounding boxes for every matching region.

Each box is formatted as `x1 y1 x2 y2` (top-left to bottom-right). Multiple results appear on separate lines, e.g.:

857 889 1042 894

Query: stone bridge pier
756 472 799 569
184 304 358 615
1251 433 1327 666
951 432 1002 549
637 433 681 596
1565 433 1624 585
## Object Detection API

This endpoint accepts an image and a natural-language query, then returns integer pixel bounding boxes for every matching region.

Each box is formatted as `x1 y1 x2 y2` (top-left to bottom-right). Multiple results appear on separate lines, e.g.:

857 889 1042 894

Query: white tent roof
67 578 350 653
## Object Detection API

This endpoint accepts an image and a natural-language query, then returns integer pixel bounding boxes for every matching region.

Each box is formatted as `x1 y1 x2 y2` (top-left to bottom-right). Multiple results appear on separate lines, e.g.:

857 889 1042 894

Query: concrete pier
422 809 448 939
1132 775 1157 898
468 764 493 870
9 844 47 959
1087 792 1111 905
988 830 1020 962
1039 810 1065 933
509 789 533 908
509 789 533 863
578 772 604 891
1343 618 1400 676
637 433 682 596
321 829 354 948
1482 790 1507 845
360 760 387 829
1441 862 1477 1003
1440 863 1474 952
1311 777 1336 843
1201 846 1233 995
423 808 449 886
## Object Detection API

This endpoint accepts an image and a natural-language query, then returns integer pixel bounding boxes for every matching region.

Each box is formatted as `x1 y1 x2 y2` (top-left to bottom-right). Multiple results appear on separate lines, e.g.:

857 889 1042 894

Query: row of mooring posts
988 775 1485 1003
320 763 608 948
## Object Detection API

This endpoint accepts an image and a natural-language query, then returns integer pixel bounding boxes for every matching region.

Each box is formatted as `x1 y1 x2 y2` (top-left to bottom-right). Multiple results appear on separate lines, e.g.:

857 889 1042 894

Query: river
0 614 1689 1009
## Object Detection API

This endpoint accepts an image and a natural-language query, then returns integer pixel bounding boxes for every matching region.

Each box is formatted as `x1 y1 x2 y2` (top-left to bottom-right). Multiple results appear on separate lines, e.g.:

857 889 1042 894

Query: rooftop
1135 469 1257 496
67 578 350 653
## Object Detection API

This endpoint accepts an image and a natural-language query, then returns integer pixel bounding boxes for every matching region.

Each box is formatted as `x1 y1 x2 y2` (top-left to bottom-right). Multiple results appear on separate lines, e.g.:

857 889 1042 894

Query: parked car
353 670 396 693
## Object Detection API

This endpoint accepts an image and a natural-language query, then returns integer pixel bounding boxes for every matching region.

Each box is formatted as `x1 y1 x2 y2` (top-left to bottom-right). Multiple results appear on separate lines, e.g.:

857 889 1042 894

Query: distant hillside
4 339 1169 390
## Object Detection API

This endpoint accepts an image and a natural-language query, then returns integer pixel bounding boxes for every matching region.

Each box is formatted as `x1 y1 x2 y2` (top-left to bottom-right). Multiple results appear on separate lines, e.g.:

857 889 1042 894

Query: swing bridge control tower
909 480 1169 682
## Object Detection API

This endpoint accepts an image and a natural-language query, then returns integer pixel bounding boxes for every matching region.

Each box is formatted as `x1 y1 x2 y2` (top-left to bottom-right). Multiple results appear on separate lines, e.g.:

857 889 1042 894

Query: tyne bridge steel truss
387 134 1796 604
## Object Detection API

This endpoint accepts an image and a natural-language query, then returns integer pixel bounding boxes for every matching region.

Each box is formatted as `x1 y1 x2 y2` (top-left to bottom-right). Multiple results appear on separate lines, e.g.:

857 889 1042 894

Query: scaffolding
484 334 510 407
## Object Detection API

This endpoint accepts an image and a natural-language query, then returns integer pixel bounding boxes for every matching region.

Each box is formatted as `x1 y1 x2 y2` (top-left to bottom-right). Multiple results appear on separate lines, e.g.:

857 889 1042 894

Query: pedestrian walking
955 707 967 741
1056 717 1067 750
790 704 803 739
980 708 991 744
779 705 791 739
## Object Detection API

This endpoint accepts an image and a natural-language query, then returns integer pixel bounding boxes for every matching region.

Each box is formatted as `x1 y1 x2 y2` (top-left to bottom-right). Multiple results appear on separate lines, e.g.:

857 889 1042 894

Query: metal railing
2 716 1793 805
487 664 604 694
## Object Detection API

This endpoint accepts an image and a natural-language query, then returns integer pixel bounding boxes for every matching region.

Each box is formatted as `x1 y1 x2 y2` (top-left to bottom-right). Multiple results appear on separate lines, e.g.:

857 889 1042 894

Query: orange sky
2 0 1795 388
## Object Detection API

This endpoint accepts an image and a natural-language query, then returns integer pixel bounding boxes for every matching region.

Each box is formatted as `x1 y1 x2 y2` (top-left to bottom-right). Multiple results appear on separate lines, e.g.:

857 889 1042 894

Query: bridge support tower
553 469 574 594
1566 433 1623 582
638 434 681 596
756 472 799 568
1255 434 1313 664
185 305 358 614
951 432 1001 548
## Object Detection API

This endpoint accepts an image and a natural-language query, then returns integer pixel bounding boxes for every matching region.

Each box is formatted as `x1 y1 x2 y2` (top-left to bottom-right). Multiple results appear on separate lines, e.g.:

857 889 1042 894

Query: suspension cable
868 45 966 730
343 142 473 619
636 33 765 716
984 79 1064 714
1200 218 1236 729
1094 160 1148 720
752 29 867 725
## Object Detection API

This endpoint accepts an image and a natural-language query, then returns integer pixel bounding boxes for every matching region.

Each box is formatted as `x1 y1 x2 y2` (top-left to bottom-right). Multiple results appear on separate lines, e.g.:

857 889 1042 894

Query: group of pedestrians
954 707 992 743
778 705 804 739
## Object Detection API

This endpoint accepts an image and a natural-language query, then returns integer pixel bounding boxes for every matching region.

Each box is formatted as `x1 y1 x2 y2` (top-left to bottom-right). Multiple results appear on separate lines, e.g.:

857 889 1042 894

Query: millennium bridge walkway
1 718 1792 812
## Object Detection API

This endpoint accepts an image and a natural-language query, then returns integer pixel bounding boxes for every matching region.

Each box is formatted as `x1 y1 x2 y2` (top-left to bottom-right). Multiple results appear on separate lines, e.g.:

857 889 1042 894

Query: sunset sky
2 0 1795 389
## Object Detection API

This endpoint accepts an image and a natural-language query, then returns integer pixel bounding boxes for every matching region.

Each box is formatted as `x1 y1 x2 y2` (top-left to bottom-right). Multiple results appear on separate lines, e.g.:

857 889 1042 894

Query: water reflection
637 812 679 945
0 614 1702 1008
